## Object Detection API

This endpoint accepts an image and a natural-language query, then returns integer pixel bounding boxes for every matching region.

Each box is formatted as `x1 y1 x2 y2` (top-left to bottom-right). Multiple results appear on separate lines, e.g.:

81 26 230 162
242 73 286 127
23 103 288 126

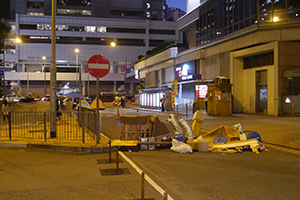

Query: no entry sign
87 54 110 78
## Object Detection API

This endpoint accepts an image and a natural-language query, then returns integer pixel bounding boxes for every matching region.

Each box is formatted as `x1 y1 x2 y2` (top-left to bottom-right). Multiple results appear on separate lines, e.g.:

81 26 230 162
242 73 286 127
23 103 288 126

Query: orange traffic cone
117 109 120 120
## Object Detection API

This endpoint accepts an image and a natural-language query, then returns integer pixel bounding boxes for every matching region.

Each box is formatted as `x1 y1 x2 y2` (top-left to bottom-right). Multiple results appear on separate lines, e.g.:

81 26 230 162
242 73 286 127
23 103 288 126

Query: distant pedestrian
160 95 166 112
2 100 10 121
120 97 125 108
204 94 208 112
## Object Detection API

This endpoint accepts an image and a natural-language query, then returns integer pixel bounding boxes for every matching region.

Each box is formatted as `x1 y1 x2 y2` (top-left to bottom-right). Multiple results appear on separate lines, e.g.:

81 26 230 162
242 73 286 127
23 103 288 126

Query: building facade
135 0 300 116
2 0 179 98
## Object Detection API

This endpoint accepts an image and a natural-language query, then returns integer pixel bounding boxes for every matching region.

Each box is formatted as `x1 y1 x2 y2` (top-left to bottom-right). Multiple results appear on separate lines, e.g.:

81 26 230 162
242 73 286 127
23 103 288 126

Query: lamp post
50 0 57 138
75 48 81 124
43 56 46 97
110 42 127 105
124 44 127 106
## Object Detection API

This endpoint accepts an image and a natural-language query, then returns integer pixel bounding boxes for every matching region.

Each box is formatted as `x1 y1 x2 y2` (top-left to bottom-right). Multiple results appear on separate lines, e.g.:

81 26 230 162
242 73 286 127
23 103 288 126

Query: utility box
207 83 232 116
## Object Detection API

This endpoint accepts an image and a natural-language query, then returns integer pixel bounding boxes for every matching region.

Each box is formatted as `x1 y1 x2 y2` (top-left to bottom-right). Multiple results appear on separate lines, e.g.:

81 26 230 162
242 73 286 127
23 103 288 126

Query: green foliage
0 21 10 41
135 83 145 94
164 39 175 46
146 50 153 56
136 39 177 63
137 55 144 60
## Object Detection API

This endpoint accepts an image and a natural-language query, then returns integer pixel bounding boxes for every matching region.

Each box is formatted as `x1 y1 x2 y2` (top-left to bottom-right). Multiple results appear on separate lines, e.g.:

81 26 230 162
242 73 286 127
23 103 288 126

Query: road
123 148 300 200
0 147 162 200
1 146 300 200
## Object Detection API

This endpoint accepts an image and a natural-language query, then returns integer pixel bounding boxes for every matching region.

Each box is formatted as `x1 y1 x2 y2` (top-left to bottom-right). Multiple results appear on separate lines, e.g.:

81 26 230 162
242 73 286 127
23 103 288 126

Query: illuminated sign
182 75 193 80
177 64 193 80
135 70 139 79
195 85 208 98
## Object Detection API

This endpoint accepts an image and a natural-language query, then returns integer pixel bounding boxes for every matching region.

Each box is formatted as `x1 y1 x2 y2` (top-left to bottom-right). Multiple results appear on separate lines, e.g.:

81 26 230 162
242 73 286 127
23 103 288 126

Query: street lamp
75 48 82 124
110 42 127 106
43 56 46 97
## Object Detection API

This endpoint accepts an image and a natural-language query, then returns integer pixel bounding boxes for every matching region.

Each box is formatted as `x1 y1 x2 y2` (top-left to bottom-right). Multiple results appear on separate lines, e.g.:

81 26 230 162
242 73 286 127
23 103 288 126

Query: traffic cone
117 109 120 120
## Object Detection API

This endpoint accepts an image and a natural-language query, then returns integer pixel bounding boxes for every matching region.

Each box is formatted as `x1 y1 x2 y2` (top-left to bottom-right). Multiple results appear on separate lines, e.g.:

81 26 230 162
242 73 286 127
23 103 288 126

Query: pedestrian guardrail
0 111 97 143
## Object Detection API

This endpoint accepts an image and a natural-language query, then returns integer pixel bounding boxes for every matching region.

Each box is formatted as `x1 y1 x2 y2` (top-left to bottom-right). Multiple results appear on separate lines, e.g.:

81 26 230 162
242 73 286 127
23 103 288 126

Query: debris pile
167 111 267 154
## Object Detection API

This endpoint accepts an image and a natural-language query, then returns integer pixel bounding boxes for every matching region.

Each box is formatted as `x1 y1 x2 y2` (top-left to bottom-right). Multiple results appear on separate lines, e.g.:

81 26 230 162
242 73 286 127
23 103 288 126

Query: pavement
1 102 300 152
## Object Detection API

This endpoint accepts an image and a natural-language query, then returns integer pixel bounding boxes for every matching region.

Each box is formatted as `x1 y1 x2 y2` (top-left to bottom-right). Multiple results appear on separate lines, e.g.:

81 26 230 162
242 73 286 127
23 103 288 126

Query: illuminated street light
110 41 116 47
15 38 21 43
75 48 82 124
110 42 127 105
273 17 279 22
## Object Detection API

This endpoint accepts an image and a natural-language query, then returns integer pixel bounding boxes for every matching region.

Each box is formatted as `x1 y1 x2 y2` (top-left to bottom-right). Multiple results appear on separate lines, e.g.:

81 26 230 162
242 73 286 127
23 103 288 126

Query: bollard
108 140 112 163
137 109 139 115
116 147 119 173
141 172 145 200
164 193 168 200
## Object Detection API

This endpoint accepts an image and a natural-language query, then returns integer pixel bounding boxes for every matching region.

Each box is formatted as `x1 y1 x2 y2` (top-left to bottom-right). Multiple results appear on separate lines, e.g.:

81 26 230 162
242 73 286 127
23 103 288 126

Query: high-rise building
1 0 178 97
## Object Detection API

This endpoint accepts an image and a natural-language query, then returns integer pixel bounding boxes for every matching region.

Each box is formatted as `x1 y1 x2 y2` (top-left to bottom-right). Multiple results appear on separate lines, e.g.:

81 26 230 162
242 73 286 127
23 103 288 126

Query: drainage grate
97 159 124 164
100 168 130 176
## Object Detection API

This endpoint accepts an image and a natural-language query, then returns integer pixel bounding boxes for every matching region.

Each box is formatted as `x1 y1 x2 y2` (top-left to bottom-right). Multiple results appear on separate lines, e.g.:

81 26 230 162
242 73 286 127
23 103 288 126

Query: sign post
87 54 110 144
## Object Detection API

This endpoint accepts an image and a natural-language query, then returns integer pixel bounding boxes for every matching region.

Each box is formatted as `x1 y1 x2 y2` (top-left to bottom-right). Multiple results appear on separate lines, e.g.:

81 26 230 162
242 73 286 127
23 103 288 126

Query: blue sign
0 69 4 78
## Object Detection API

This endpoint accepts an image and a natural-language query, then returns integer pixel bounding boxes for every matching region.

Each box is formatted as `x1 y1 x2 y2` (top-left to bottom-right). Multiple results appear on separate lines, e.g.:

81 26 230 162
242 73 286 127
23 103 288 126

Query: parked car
0 94 24 102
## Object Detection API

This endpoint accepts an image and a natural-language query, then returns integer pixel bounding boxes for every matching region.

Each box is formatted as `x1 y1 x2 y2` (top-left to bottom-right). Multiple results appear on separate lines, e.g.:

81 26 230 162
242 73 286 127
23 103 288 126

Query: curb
0 142 28 148
0 142 115 153
263 141 300 151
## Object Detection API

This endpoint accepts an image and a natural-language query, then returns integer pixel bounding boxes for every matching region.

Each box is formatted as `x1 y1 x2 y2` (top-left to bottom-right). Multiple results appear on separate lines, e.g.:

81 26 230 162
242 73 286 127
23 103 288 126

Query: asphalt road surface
124 148 300 200
0 147 162 200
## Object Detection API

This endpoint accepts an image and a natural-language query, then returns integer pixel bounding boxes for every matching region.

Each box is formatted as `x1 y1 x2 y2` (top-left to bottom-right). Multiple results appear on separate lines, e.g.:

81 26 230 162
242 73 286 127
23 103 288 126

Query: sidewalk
1 102 300 151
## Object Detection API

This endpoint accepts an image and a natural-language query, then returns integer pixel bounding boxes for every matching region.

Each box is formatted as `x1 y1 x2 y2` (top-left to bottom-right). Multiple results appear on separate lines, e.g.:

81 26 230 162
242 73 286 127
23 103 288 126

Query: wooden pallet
120 121 153 140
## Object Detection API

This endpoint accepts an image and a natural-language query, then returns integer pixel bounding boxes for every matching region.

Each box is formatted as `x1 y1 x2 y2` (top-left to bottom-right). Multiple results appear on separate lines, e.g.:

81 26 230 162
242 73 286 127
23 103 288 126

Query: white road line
119 151 174 200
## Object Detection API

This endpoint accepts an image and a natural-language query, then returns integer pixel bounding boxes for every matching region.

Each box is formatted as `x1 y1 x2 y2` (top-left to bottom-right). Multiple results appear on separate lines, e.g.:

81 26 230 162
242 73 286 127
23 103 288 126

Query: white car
1 94 24 102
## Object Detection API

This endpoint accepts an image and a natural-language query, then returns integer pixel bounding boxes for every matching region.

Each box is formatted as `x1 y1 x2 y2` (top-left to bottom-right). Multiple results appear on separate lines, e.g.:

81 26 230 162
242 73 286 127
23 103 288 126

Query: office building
1 0 179 98
135 0 300 116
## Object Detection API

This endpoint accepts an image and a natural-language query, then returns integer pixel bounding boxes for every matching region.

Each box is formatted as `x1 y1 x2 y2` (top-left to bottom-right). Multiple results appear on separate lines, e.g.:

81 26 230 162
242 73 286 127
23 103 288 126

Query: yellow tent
75 99 92 109
91 99 105 110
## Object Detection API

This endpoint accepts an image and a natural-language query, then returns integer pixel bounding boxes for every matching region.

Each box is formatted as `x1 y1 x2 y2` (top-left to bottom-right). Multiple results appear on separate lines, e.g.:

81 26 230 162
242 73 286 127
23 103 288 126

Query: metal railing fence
0 111 98 143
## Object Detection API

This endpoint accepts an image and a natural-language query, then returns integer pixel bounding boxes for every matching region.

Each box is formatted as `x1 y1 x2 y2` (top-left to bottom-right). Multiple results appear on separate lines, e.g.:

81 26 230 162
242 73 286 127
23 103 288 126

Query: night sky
166 0 186 12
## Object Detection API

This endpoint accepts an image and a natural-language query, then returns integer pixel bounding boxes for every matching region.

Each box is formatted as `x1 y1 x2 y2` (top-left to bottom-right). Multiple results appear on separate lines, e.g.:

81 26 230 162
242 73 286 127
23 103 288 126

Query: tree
137 55 144 60
163 39 175 46
146 50 153 56
0 21 11 53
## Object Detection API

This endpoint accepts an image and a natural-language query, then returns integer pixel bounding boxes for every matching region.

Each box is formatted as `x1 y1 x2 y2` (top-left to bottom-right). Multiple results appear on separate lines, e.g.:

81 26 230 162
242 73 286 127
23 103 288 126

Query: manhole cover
100 168 130 176
97 159 124 164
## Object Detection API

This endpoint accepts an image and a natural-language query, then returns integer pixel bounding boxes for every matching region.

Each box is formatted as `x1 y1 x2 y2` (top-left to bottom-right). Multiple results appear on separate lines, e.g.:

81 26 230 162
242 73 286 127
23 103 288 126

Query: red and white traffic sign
87 54 110 78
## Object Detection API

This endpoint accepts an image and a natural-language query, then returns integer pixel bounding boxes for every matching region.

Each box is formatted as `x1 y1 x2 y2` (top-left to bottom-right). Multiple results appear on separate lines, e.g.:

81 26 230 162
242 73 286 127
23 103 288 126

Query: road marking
119 151 174 200
263 143 300 155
